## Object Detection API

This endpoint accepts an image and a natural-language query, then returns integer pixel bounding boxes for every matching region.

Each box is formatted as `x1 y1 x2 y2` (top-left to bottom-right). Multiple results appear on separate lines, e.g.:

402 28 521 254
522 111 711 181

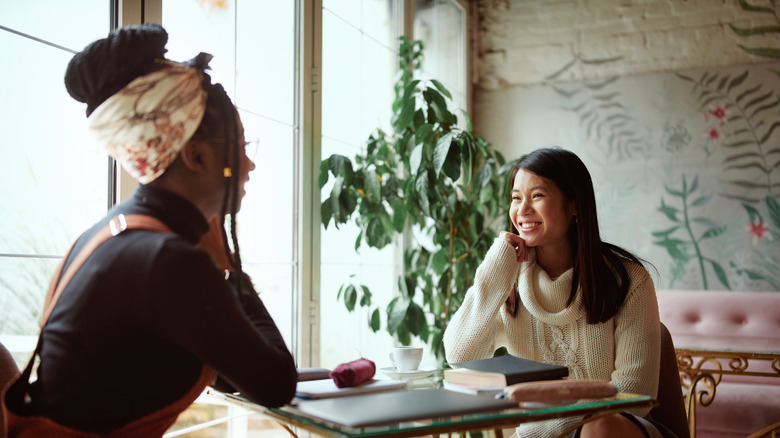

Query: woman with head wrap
1 23 297 436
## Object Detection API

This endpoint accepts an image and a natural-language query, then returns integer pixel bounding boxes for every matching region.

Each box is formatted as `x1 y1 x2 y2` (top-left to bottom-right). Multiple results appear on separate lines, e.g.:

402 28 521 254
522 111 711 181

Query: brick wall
474 0 778 90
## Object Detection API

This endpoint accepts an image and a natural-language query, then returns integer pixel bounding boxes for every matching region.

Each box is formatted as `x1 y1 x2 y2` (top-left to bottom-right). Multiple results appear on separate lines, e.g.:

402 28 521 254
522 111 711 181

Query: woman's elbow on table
243 365 298 407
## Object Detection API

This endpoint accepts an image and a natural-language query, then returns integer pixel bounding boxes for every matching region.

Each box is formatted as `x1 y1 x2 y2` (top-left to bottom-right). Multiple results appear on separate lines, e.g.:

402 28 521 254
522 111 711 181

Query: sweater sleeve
443 238 521 363
610 263 661 417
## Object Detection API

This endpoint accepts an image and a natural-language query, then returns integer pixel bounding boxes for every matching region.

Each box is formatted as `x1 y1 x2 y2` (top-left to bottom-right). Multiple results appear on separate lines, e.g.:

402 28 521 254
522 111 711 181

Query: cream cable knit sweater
443 238 660 438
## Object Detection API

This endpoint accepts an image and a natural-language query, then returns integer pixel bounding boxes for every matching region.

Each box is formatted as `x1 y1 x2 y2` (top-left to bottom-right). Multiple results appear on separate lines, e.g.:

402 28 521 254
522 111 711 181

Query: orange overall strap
40 214 171 327
3 214 177 438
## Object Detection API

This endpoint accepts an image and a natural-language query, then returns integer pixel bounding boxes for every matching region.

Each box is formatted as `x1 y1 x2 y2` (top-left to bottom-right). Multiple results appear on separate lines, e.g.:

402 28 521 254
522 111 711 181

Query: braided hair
191 82 245 278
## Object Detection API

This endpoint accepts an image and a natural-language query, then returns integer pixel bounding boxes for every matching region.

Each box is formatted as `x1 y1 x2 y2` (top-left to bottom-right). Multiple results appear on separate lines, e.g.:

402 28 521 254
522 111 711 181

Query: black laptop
294 388 517 427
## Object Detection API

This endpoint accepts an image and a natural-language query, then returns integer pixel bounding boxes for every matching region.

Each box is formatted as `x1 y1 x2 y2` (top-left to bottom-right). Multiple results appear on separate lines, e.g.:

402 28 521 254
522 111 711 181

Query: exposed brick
475 0 770 89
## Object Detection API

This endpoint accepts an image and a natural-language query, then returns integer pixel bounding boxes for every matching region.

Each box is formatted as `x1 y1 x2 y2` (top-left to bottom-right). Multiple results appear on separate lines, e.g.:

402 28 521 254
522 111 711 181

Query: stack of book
442 354 569 397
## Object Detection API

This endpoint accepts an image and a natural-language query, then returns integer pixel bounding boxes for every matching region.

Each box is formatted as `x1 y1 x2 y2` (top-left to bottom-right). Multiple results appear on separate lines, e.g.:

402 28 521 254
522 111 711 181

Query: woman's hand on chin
499 231 530 263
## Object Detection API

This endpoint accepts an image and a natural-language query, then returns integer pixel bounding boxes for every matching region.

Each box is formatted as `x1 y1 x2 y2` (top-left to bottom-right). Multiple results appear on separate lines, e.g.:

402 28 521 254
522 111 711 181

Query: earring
223 167 232 178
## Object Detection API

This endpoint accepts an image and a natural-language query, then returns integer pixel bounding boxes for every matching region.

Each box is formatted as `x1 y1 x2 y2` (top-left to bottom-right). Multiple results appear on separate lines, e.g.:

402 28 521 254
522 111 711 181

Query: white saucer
380 366 436 380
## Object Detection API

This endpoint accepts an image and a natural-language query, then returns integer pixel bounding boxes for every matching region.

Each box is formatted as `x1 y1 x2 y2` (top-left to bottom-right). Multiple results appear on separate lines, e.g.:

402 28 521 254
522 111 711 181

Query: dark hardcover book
446 354 568 386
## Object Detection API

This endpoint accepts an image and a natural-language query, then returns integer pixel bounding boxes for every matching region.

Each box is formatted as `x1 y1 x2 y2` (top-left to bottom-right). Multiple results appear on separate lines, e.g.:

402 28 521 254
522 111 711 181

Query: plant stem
681 181 708 289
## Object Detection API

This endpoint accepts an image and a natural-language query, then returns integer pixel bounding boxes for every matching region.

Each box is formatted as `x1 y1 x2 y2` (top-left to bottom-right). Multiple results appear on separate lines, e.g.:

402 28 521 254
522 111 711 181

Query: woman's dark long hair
504 147 643 324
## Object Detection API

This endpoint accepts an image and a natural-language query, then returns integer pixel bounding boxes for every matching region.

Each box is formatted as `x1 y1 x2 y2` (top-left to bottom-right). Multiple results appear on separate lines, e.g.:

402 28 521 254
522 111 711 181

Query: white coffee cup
389 346 423 372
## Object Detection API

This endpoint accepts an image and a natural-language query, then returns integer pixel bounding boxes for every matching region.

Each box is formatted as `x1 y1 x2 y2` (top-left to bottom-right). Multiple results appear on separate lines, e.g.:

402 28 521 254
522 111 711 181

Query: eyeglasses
244 138 260 161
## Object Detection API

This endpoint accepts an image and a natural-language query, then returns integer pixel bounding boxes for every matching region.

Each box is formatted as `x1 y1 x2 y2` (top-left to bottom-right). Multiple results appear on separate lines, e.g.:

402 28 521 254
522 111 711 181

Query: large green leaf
337 184 357 222
329 177 344 221
363 167 382 203
430 79 452 99
406 302 426 335
431 248 449 275
328 154 354 184
360 285 372 307
396 97 416 131
320 199 333 229
415 124 435 146
461 136 473 185
318 159 330 189
475 160 494 188
427 88 455 125
410 144 423 175
442 140 462 181
387 297 410 332
415 172 430 215
433 132 455 177
343 284 357 311
370 308 381 332
366 215 391 248
392 200 408 232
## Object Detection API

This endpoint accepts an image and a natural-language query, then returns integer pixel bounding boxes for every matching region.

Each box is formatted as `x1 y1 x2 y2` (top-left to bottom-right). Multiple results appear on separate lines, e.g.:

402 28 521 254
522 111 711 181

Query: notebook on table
445 354 569 386
294 388 518 427
295 378 407 400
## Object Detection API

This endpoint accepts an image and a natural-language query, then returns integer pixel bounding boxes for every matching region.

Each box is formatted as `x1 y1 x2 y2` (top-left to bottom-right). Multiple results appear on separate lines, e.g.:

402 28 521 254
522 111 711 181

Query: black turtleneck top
28 184 297 433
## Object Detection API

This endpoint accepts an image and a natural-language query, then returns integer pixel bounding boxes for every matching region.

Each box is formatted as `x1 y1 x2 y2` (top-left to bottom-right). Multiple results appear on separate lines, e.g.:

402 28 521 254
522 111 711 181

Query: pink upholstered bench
657 290 780 438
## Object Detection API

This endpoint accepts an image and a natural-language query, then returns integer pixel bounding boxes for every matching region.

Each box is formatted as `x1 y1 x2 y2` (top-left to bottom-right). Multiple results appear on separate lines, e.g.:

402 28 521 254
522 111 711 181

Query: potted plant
319 37 516 362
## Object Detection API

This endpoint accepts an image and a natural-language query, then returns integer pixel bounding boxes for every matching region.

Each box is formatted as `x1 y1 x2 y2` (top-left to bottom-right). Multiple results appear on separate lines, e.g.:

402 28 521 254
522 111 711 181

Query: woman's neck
535 245 573 279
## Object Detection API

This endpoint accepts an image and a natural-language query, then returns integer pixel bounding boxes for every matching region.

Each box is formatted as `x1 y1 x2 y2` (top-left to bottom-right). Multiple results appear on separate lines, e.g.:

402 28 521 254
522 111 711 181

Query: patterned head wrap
86 54 212 184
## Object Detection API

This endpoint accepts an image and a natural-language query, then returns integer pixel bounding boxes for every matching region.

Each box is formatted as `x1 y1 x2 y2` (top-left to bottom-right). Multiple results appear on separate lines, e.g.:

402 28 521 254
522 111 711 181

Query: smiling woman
444 148 668 438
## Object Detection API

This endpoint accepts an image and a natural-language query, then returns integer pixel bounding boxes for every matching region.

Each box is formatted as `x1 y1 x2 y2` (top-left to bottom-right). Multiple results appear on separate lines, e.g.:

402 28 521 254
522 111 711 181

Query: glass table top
211 387 654 438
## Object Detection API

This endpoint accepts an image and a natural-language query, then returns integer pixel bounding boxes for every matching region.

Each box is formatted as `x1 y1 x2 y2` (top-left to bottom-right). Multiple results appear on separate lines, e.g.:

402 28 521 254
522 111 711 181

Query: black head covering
64 23 169 116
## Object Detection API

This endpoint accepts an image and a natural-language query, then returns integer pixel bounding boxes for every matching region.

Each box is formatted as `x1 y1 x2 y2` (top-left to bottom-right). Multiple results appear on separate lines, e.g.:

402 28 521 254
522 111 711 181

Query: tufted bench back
656 290 780 385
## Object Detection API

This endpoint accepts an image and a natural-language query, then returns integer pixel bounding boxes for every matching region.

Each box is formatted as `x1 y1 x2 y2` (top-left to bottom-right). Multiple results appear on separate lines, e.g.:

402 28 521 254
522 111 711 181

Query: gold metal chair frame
675 348 780 438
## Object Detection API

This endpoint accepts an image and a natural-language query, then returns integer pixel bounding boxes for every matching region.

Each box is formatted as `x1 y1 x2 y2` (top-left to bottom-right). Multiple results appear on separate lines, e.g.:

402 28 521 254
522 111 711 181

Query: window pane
320 0 401 371
161 0 297 349
0 0 109 52
414 0 467 120
0 2 110 364
321 10 363 146
162 0 238 93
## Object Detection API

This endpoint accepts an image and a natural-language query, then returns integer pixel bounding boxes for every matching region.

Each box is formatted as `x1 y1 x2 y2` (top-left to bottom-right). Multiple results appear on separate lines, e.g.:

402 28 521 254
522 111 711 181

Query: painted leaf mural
653 174 730 290
676 69 780 203
552 76 648 161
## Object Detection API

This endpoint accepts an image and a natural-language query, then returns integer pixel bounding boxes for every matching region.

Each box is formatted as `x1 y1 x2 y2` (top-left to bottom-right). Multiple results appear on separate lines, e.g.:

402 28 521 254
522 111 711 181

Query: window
318 0 469 371
0 0 468 435
319 0 403 370
0 0 111 364
161 0 299 355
